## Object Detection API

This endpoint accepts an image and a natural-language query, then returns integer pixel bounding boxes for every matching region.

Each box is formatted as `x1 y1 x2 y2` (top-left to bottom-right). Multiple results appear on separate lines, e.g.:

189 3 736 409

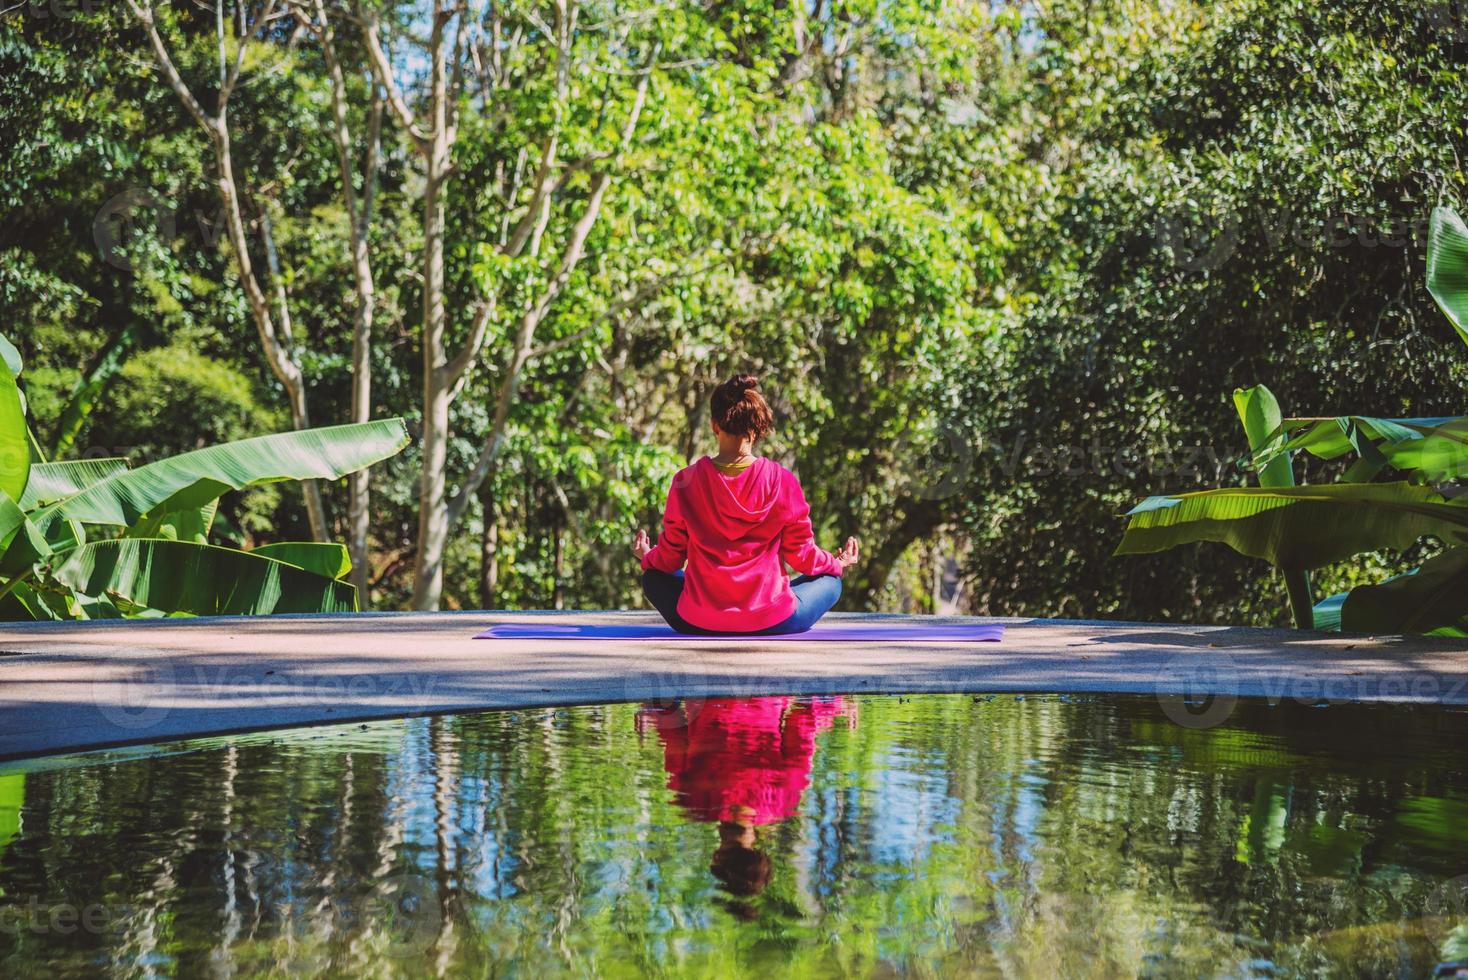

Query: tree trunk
213 123 329 542
847 497 942 609
412 170 450 610
409 5 454 611
315 0 381 606
552 522 565 610
478 478 498 610
345 302 374 604
128 0 336 542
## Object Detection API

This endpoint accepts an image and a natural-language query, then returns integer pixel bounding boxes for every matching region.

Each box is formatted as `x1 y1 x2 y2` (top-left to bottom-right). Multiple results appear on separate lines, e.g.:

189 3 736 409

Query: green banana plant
1428 202 1468 345
1253 416 1468 483
0 332 409 621
1116 205 1468 635
1116 482 1468 569
1233 384 1314 628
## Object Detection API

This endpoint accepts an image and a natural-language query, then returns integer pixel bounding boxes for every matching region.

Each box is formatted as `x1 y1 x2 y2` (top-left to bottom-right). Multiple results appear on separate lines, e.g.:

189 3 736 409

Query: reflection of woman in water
638 696 852 901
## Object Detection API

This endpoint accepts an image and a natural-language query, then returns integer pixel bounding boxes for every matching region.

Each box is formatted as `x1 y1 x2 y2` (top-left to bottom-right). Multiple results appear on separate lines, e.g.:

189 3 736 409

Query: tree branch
503 134 560 256
444 291 495 395
124 0 215 133
522 50 655 322
444 44 657 529
219 0 277 108
362 13 430 148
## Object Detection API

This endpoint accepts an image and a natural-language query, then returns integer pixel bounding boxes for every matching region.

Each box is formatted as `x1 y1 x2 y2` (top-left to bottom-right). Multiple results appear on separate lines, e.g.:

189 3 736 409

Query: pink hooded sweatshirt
643 695 850 824
640 456 843 632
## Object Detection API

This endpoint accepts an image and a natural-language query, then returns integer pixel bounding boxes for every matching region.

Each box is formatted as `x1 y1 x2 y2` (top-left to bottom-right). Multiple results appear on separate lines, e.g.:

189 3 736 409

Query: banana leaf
0 354 29 505
1254 416 1468 480
18 458 130 510
1234 386 1295 488
252 542 352 580
0 581 72 621
1234 384 1312 627
0 334 19 376
126 500 218 542
1115 482 1468 569
1335 546 1468 637
0 489 27 553
1428 205 1468 348
51 538 358 616
35 419 409 529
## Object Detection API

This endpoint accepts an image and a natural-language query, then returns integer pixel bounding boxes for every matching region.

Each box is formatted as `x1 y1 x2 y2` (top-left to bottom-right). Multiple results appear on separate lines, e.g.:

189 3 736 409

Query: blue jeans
641 569 842 635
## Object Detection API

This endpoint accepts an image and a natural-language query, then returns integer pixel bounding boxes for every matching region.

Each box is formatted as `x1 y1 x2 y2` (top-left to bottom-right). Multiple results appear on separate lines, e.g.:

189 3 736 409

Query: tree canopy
3 0 1466 622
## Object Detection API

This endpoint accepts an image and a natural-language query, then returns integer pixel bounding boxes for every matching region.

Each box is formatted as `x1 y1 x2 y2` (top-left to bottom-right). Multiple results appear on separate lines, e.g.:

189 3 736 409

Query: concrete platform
1 611 1466 762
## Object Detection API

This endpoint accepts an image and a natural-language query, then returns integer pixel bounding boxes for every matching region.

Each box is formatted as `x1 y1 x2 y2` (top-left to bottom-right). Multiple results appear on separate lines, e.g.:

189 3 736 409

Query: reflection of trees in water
0 697 1465 976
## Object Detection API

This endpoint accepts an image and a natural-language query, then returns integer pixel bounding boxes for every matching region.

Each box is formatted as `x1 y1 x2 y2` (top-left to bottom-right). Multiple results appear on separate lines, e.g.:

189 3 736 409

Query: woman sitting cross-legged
632 373 859 635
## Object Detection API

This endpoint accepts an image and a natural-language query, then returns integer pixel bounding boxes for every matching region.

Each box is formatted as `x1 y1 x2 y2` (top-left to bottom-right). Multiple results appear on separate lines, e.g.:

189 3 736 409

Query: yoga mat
474 622 1004 642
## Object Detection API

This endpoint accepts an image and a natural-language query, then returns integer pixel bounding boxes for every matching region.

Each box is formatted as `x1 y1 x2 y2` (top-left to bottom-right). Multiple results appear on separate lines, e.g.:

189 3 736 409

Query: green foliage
6 0 1468 621
0 330 409 620
1234 387 1295 491
52 539 358 616
963 0 1468 625
1335 546 1468 636
251 542 352 581
1118 205 1468 634
1255 416 1468 483
1117 482 1468 570
1428 205 1468 346
1232 385 1313 626
89 344 283 460
0 343 30 502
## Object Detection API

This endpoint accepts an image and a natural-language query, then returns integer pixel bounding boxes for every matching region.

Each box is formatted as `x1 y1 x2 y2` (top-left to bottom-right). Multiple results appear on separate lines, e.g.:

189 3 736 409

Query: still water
0 693 1466 978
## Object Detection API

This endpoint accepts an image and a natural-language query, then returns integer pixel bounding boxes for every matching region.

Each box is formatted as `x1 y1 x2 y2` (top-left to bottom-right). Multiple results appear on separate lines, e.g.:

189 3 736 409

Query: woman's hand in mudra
834 536 860 568
632 528 652 561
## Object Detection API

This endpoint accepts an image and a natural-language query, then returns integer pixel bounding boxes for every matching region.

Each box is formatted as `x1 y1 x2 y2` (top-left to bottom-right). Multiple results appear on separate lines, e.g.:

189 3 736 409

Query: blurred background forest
3 0 1467 621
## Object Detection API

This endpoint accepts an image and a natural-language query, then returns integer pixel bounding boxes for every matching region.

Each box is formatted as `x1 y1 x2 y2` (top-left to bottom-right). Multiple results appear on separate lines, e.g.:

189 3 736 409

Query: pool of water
0 693 1466 978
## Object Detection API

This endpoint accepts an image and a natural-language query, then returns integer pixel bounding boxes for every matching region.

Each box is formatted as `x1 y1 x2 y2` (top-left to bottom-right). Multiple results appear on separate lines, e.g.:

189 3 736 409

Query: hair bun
710 373 775 439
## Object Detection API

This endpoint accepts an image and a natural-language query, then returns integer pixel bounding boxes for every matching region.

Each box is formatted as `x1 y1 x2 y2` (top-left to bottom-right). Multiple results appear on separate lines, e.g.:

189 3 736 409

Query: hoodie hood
640 454 843 632
687 456 782 535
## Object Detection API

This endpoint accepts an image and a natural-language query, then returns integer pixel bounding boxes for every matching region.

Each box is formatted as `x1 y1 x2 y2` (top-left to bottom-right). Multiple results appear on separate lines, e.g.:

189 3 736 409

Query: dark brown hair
710 374 775 439
711 834 773 897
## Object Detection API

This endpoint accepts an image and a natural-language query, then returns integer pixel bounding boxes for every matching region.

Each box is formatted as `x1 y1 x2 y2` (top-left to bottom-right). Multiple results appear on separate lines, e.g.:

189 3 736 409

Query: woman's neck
711 439 757 465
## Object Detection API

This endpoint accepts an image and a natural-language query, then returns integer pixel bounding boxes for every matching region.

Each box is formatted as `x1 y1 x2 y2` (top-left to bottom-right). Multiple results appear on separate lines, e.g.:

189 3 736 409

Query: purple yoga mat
474 622 1005 642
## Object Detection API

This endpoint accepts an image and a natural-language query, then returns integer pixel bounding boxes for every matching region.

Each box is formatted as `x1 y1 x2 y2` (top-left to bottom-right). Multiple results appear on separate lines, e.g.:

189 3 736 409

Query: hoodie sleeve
641 477 689 573
779 472 843 577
